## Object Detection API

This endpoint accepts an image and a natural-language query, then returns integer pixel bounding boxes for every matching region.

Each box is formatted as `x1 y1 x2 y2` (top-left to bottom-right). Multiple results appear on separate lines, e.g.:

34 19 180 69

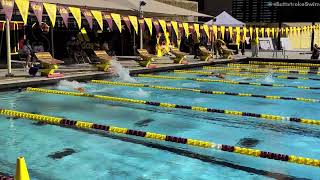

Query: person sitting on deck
311 44 320 59
19 40 35 69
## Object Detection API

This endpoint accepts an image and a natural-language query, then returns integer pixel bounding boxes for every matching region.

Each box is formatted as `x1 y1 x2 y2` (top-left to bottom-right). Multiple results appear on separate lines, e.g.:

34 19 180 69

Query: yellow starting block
35 52 64 78
199 46 213 61
136 49 157 68
94 50 112 72
170 48 188 64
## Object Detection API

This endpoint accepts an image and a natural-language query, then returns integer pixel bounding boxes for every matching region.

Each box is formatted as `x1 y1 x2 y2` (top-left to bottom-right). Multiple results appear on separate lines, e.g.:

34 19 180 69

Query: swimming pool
0 62 319 179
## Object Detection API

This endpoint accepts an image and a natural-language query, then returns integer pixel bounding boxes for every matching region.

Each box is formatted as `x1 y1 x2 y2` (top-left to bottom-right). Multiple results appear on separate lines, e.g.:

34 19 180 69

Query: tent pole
5 18 13 77
51 26 54 58
139 17 143 49
139 2 144 50
133 31 136 55
311 22 315 51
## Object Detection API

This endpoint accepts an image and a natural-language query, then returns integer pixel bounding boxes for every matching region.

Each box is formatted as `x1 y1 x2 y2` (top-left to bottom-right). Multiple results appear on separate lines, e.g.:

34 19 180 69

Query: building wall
189 0 232 16
232 0 278 23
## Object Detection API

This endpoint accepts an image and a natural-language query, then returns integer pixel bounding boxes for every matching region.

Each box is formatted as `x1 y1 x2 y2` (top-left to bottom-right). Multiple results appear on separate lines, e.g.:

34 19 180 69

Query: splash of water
57 80 86 91
262 72 275 83
135 88 151 98
111 58 137 82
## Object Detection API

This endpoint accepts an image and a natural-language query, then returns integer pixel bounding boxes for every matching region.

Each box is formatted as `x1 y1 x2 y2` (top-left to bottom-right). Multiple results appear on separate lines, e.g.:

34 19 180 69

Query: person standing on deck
311 44 320 59
193 32 200 59
251 31 259 57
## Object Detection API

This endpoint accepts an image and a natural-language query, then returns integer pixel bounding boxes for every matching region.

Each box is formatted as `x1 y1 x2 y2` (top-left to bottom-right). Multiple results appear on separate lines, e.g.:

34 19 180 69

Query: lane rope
250 61 320 67
203 66 320 75
137 74 320 90
26 87 320 127
228 64 316 70
174 70 320 81
0 109 319 168
91 80 320 103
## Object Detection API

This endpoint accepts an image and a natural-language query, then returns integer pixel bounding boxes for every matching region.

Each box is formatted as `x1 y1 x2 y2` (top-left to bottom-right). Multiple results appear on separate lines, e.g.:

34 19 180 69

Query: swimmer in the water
215 73 225 79
74 87 86 93
199 73 226 79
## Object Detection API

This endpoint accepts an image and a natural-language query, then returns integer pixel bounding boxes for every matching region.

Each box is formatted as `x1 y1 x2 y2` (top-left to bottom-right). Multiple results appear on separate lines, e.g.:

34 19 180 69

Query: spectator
311 44 319 59
19 40 34 69
251 32 259 57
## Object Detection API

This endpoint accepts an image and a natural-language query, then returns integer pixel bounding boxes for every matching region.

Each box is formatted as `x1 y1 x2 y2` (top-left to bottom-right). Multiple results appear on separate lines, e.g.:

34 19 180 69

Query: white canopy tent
206 11 245 27
111 0 212 17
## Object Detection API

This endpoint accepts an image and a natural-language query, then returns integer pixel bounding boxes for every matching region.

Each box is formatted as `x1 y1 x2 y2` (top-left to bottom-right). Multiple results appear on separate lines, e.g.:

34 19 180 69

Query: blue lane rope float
174 70 320 81
26 87 320 127
137 74 320 90
0 109 319 168
91 80 320 103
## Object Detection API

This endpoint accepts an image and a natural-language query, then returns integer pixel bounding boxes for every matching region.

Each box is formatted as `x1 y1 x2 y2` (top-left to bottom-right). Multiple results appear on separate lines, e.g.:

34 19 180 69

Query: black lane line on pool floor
57 125 307 180
98 101 320 139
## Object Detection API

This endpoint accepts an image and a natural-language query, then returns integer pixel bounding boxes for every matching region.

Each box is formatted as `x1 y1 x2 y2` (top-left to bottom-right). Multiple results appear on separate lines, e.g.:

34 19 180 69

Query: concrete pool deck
0 56 245 91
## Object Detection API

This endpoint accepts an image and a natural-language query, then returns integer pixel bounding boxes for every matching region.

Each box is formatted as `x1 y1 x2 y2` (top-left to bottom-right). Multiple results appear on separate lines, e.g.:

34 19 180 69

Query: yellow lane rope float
174 70 320 81
0 109 319 168
203 66 320 75
249 61 320 67
137 74 320 90
26 87 320 126
91 80 320 103
227 64 315 70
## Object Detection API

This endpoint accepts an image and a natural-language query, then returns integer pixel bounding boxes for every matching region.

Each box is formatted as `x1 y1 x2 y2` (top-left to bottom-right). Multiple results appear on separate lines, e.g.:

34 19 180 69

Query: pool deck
1 50 319 91
0 56 245 91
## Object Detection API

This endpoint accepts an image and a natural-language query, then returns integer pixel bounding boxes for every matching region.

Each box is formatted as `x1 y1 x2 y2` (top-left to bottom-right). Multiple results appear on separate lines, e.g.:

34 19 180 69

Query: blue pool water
0 66 319 179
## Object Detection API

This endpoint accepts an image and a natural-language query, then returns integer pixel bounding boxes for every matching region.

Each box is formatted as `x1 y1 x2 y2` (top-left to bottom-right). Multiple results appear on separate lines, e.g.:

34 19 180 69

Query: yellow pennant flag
220 26 225 40
293 27 297 34
228 26 233 38
203 24 209 38
303 26 307 33
249 27 253 38
69 7 81 29
91 10 103 30
213 25 218 39
183 22 189 36
271 28 275 38
286 28 290 35
260 28 265 38
111 13 122 32
235 27 240 44
171 21 179 38
243 27 247 38
255 27 259 37
266 28 270 37
43 3 56 27
194 24 200 37
159 19 167 34
129 16 138 35
144 18 153 36
297 27 301 36
15 0 29 25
